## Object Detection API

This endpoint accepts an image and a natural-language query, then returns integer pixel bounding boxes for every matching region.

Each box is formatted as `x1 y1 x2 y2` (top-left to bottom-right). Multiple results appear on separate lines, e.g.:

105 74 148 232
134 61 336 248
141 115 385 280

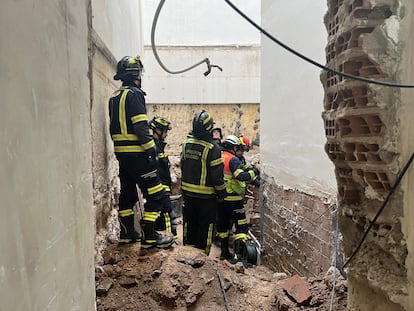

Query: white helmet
222 135 241 150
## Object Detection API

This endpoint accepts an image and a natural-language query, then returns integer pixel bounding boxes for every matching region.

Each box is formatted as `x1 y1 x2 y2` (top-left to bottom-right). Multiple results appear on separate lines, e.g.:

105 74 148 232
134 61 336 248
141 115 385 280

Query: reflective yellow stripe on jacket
222 152 245 201
111 88 154 153
181 182 216 195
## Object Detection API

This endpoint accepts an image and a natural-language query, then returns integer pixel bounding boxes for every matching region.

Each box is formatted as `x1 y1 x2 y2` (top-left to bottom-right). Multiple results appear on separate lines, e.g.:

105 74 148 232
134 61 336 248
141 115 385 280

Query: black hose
224 0 414 88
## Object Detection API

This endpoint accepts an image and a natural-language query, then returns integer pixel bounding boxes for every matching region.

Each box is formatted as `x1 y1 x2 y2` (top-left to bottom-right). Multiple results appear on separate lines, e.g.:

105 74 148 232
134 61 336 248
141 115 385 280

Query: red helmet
239 135 251 152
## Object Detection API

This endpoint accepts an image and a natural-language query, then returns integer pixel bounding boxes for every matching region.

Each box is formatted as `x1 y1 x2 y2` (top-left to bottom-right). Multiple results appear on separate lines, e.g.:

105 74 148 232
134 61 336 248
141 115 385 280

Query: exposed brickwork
322 0 400 204
322 0 407 308
262 179 336 277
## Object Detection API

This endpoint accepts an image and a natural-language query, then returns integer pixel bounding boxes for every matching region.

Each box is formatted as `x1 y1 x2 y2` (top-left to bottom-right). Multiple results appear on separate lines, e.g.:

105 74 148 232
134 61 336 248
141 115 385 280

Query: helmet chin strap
235 145 243 153
154 129 162 139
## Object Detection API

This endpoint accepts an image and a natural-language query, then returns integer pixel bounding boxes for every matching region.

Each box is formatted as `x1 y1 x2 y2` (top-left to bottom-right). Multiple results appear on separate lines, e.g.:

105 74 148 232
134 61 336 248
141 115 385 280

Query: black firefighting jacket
181 134 226 199
108 81 154 154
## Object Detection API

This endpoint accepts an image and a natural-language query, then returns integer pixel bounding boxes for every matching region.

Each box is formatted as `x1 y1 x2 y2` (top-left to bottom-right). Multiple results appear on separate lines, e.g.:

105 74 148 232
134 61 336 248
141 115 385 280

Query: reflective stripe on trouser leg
216 230 230 239
234 233 249 243
143 211 160 223
141 212 159 245
119 208 134 217
164 212 172 233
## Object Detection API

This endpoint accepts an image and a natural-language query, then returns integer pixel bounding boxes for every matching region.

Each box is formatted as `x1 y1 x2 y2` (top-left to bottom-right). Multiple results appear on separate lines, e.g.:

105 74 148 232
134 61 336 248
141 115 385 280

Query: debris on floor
95 242 347 311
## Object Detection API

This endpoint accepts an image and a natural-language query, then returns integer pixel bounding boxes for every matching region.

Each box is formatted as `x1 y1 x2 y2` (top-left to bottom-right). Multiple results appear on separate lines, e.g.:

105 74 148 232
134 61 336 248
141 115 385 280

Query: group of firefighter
109 55 260 266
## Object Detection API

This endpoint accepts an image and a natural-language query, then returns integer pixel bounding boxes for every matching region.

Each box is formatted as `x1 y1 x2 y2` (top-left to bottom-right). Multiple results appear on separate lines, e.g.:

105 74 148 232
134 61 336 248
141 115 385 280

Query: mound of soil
96 242 347 311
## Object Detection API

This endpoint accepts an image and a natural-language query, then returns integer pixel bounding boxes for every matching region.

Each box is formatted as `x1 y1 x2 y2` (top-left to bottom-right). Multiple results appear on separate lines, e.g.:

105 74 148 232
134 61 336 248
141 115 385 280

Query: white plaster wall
143 46 260 104
0 1 94 310
141 0 260 105
92 0 143 60
261 0 337 197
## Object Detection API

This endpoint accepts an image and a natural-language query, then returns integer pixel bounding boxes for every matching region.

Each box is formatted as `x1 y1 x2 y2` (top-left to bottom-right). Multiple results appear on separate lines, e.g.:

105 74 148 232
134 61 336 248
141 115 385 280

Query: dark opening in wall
337 114 384 137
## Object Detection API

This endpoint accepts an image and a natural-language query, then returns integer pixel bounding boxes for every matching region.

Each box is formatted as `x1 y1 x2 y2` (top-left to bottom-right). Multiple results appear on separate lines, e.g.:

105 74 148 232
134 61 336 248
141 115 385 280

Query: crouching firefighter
149 117 178 239
109 55 173 249
216 135 260 265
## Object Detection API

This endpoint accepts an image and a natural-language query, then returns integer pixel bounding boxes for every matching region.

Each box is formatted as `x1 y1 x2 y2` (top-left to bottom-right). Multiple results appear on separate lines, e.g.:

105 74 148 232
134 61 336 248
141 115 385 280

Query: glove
251 178 261 187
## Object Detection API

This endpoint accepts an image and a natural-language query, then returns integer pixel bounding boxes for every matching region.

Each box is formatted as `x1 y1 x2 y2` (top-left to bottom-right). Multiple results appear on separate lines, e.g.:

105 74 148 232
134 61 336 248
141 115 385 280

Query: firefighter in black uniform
108 55 173 249
217 135 260 262
149 117 178 239
181 110 227 254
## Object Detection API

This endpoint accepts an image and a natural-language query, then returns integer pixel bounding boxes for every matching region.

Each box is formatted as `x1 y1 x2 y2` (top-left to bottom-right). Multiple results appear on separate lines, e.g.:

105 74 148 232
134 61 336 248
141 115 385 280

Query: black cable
342 152 414 269
224 0 414 88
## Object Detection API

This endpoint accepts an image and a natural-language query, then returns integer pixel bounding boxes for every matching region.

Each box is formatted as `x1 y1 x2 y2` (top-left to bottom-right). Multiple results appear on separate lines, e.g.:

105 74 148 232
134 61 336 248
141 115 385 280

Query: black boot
233 239 245 262
141 220 174 249
219 237 234 261
170 211 178 239
119 215 141 244
156 212 178 239
234 239 253 268
155 212 167 231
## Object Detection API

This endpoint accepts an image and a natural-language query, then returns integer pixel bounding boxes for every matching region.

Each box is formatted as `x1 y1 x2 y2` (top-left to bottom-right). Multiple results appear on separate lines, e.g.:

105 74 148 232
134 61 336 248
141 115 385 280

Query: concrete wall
401 1 414 309
143 46 260 104
261 1 336 196
90 38 121 264
0 1 94 310
92 0 143 60
322 0 414 309
260 0 337 276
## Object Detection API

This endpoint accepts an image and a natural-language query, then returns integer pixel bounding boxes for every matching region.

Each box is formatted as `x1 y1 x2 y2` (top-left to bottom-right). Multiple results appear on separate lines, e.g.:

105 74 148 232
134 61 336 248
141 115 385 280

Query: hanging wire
224 0 414 88
151 0 222 76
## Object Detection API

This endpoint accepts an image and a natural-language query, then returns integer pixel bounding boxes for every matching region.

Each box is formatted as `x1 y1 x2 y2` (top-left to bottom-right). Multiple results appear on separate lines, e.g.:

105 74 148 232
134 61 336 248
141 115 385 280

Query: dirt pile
95 243 347 311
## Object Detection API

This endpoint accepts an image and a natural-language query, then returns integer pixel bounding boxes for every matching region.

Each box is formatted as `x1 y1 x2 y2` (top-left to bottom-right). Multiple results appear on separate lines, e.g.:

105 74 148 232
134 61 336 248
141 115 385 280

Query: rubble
96 243 347 310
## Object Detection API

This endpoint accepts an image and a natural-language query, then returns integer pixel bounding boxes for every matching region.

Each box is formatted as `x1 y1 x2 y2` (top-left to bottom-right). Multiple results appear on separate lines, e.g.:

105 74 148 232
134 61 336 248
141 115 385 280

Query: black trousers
117 154 170 213
216 200 248 238
183 195 217 254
